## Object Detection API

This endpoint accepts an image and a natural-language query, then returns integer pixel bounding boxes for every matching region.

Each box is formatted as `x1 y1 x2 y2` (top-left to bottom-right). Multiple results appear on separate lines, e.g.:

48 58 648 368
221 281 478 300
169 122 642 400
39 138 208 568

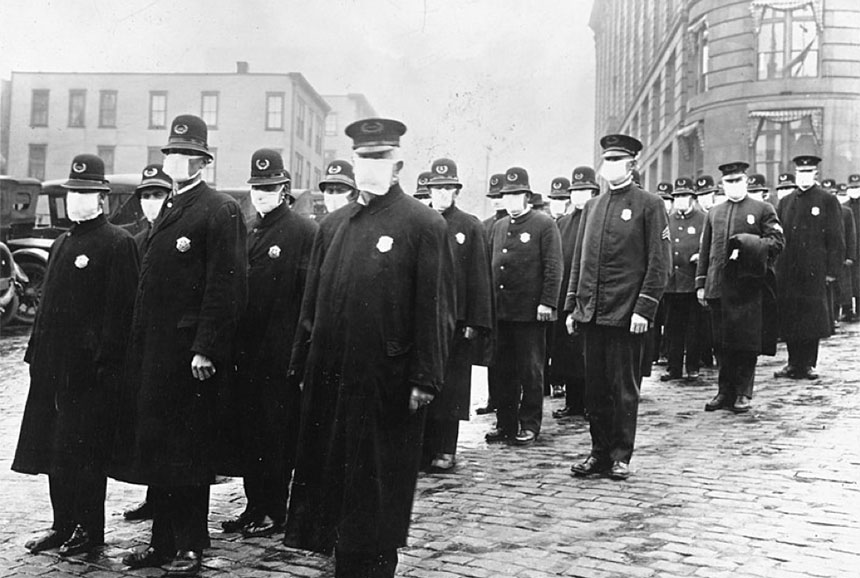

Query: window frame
99 90 118 128
200 91 219 129
756 5 820 80
28 144 47 180
149 91 168 130
266 92 285 131
68 89 87 128
30 89 49 127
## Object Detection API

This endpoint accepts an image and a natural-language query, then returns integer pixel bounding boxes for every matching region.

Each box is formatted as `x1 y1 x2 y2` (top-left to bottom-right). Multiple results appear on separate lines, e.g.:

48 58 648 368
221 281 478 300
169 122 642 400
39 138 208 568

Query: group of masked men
10 113 851 577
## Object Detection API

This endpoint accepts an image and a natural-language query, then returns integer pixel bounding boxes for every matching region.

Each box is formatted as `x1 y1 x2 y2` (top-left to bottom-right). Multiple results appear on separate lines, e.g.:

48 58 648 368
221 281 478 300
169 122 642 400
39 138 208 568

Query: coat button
500 265 505 270
502 248 508 253
499 284 505 289
167 202 173 208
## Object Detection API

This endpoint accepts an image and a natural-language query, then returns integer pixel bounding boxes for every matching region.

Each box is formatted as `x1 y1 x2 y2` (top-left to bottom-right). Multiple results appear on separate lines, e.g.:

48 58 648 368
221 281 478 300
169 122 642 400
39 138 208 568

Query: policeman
773 155 844 380
748 173 774 206
652 181 675 367
284 118 454 578
485 167 563 445
835 183 857 324
530 192 550 216
657 182 674 214
413 171 433 207
551 168 598 418
775 173 797 206
821 177 837 194
14 154 139 555
545 177 573 399
566 135 670 480
693 174 719 368
114 115 248 574
695 175 718 212
697 161 784 413
846 173 860 321
319 159 358 215
422 158 493 472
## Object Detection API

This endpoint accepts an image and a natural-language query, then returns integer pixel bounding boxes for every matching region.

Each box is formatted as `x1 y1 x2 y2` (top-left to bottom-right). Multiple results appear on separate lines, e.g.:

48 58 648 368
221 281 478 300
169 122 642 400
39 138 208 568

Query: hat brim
319 175 356 189
161 144 214 160
548 192 570 200
569 183 599 191
748 186 768 192
486 192 502 198
62 179 110 191
247 176 290 186
500 185 531 194
136 178 172 192
427 179 462 188
672 189 695 196
775 184 796 190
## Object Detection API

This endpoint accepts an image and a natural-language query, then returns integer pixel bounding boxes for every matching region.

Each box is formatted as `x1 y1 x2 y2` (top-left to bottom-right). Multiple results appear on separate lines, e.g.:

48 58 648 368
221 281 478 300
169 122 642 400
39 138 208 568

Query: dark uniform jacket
482 210 507 242
776 185 844 341
284 185 455 555
111 181 248 487
551 209 585 379
837 204 857 304
665 207 706 294
13 215 139 476
696 195 784 353
847 198 860 295
565 182 670 326
489 208 563 322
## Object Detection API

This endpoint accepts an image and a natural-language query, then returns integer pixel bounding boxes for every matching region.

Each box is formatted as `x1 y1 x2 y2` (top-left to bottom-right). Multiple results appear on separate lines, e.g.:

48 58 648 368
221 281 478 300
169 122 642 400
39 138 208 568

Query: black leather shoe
475 405 496 415
164 550 202 576
123 500 153 521
799 367 819 380
660 372 682 382
484 428 512 443
221 510 255 533
553 406 584 418
242 515 283 538
774 365 799 379
732 395 752 413
704 393 731 412
512 429 537 446
123 546 170 569
25 529 70 553
608 461 631 480
570 455 610 476
58 525 102 556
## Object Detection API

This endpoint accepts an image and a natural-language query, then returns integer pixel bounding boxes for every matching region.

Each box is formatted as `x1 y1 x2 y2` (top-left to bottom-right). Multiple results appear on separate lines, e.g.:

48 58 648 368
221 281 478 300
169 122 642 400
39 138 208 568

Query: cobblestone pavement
1 321 859 577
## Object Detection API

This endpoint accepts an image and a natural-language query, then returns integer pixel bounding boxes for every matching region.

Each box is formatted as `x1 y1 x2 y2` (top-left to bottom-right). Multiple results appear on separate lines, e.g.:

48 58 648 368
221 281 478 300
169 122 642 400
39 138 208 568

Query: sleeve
825 195 844 278
564 206 588 312
539 220 564 311
96 233 140 366
695 212 713 291
758 202 785 261
633 198 671 321
191 201 248 363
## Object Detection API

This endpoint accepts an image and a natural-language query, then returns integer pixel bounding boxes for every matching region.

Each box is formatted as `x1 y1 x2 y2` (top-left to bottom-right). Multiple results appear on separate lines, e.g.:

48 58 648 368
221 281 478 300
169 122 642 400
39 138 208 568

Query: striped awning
747 109 823 147
750 0 823 33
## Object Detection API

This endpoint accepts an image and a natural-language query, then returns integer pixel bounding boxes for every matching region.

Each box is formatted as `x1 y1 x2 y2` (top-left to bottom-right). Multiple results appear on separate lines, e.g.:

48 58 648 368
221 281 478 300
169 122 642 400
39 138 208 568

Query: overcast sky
1 0 596 210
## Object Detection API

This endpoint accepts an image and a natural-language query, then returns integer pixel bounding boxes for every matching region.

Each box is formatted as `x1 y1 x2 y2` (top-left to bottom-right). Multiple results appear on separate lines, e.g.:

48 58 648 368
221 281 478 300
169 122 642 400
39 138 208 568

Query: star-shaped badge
74 254 89 269
268 245 281 259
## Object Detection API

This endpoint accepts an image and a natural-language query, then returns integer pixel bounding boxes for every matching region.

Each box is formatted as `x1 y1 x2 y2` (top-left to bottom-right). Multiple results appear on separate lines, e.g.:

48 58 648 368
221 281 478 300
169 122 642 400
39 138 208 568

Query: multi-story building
2 63 330 189
590 0 860 189
323 93 378 168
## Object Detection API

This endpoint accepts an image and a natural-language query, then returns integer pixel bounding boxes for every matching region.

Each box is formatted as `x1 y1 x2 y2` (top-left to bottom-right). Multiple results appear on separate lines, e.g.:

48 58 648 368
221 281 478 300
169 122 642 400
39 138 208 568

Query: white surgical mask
140 197 165 222
250 188 283 215
353 157 396 196
490 198 505 212
698 193 714 210
418 198 432 207
795 171 816 190
723 180 747 202
549 199 569 218
777 188 794 200
673 195 692 213
66 192 102 222
323 192 350 213
430 188 456 213
713 193 727 206
664 199 674 213
570 190 592 210
838 194 849 205
163 153 201 184
599 159 630 184
503 193 528 216
849 187 860 200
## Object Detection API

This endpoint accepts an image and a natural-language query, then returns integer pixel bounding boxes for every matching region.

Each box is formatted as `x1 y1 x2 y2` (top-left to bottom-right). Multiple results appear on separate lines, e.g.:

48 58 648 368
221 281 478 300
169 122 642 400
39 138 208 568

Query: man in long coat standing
846 174 860 321
113 115 247 575
284 118 455 578
13 154 139 556
774 155 844 380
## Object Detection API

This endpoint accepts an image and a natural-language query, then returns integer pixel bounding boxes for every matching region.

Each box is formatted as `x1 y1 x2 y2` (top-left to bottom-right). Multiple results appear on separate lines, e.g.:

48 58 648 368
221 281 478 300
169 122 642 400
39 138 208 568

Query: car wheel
0 291 18 328
15 260 46 325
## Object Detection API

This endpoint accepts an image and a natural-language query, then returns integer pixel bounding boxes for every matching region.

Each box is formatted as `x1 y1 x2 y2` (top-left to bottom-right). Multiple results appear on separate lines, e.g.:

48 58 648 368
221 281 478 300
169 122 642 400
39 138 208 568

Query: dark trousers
486 366 501 410
423 418 460 458
495 321 547 436
582 323 644 464
243 463 290 524
150 485 210 554
335 548 398 578
717 349 757 399
565 377 586 412
664 293 701 375
787 339 820 369
49 470 106 538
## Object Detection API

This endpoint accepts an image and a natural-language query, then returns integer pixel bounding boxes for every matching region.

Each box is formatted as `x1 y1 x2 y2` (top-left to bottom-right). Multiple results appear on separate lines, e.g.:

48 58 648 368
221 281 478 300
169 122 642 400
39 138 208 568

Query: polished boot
512 429 537 446
731 395 752 413
242 515 283 538
704 393 731 412
773 364 799 379
608 461 631 480
164 550 202 576
122 546 171 569
570 455 611 476
25 529 70 553
221 510 256 533
57 525 102 556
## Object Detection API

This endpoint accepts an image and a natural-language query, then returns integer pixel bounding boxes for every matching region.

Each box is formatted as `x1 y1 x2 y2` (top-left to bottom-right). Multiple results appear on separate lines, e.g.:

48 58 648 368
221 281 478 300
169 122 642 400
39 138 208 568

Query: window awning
750 0 823 33
677 121 705 153
747 109 823 147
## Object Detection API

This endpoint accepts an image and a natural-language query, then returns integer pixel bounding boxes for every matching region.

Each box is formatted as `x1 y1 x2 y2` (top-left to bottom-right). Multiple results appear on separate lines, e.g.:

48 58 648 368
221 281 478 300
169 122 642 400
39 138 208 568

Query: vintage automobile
0 241 27 328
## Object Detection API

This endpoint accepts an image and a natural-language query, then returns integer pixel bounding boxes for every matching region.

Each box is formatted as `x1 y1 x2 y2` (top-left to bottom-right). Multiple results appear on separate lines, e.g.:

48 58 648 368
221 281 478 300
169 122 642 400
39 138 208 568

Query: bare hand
697 288 707 308
408 387 435 414
565 314 576 335
630 312 649 334
845 259 854 267
729 248 740 261
690 253 699 263
537 304 554 322
463 326 477 340
191 354 216 381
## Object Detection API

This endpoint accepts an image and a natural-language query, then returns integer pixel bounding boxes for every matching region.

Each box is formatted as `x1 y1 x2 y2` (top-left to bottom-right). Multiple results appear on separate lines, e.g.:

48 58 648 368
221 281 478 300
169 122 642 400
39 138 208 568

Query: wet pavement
0 321 859 577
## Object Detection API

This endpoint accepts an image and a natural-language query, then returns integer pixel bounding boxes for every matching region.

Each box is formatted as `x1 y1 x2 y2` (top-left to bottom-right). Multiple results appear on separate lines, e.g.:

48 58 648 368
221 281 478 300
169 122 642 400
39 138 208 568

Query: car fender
11 246 50 266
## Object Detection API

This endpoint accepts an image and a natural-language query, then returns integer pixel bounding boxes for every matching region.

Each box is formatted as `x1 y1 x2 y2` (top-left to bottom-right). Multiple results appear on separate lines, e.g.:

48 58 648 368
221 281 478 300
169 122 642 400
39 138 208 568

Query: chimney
236 61 249 74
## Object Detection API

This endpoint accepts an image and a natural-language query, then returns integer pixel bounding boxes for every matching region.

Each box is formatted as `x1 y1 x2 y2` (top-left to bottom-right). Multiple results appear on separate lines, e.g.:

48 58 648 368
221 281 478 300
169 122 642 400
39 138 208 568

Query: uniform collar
357 183 405 215
256 202 288 228
509 207 534 224
609 176 633 191
175 175 203 196
69 213 108 235
441 204 459 219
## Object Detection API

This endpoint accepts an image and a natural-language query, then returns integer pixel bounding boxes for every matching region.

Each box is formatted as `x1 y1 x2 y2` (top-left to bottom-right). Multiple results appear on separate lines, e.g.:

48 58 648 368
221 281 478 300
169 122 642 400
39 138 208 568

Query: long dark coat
110 182 247 487
836 204 856 305
13 216 139 476
284 185 455 555
847 198 860 296
696 196 784 353
551 209 585 380
776 185 844 341
429 204 493 422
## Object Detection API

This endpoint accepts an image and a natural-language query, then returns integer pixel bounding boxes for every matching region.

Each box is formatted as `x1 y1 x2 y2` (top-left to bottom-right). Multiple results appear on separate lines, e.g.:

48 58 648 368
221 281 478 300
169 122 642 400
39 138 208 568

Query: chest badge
376 235 394 253
811 206 820 216
687 226 696 235
268 245 281 259
621 208 632 221
176 237 191 253
455 232 466 245
747 214 755 225
520 232 531 243
74 254 89 269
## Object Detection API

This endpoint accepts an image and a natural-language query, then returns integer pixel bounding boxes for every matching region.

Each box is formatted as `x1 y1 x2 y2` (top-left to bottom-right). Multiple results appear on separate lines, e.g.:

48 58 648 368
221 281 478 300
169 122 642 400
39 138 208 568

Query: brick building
590 0 860 189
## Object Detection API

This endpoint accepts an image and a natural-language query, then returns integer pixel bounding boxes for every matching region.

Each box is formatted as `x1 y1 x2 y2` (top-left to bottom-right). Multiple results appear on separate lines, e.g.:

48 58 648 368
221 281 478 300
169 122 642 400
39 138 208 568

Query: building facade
323 93 378 169
590 0 860 189
3 64 330 189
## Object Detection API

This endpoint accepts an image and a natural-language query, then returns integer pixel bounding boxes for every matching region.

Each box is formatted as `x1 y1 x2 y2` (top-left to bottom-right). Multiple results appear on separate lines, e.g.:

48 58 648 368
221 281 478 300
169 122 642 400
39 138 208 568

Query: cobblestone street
1 323 858 578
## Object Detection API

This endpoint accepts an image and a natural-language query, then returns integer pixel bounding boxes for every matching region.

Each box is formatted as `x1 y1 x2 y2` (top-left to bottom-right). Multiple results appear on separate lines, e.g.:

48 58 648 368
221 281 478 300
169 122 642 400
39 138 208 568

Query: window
296 99 306 140
202 148 217 184
149 91 167 129
28 145 47 180
651 79 661 141
98 146 115 174
147 147 163 165
326 113 338 136
692 21 709 93
294 152 304 186
201 92 218 128
756 5 819 80
266 92 284 130
664 53 676 120
68 89 86 127
751 110 820 186
314 114 323 154
30 90 49 127
640 98 649 147
99 90 117 128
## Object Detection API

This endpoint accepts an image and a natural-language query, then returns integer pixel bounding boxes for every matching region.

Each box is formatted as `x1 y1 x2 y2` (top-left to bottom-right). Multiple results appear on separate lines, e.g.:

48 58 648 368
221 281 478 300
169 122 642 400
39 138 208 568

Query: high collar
255 202 288 228
509 208 535 224
609 176 633 191
69 213 108 235
175 175 203 196
356 184 405 215
440 204 459 219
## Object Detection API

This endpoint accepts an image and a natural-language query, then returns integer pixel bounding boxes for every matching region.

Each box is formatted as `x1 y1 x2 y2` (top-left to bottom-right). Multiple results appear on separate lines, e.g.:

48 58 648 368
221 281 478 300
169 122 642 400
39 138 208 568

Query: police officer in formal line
546 177 573 399
320 160 358 215
835 183 857 324
661 177 706 382
697 161 784 414
846 174 860 321
13 154 139 556
652 181 675 366
566 134 670 481
658 182 674 215
413 171 433 207
219 149 319 539
695 175 717 212
773 155 844 380
551 168 599 419
819 177 842 329
485 167 563 445
112 115 248 575
422 158 493 472
748 173 774 206
693 175 719 368
283 118 455 578
775 173 797 206
530 192 551 217
821 177 837 194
